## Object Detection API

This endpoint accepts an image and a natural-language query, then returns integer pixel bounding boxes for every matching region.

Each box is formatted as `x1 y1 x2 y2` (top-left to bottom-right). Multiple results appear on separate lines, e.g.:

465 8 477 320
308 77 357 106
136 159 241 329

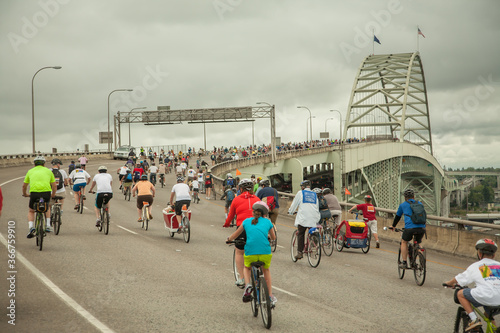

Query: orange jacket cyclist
224 179 259 287
132 174 155 222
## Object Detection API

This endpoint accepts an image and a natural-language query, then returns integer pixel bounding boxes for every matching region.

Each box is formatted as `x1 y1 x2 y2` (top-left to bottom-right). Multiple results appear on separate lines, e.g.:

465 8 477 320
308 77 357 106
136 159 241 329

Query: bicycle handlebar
442 283 465 290
226 239 245 246
383 227 404 232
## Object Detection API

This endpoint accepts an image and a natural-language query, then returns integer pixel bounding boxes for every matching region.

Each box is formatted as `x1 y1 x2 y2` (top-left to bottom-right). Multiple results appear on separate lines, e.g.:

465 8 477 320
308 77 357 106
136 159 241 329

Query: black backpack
409 202 427 224
52 168 64 190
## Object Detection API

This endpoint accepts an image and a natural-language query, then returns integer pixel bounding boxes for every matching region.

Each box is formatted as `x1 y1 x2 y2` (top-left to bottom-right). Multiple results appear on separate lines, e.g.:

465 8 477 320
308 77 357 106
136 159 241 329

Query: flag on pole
345 188 351 195
418 27 425 38
235 169 241 176
373 35 381 44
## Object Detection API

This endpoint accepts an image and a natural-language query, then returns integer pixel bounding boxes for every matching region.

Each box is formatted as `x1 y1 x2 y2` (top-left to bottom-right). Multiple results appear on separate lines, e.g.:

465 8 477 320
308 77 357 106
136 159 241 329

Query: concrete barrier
0 152 113 168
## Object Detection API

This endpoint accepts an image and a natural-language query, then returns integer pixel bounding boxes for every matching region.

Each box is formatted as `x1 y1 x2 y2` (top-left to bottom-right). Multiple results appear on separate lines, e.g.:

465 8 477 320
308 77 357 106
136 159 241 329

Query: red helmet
475 239 497 254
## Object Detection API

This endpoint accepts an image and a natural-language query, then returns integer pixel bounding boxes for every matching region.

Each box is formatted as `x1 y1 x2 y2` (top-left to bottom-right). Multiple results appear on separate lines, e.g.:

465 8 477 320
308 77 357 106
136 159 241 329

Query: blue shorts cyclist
68 163 91 210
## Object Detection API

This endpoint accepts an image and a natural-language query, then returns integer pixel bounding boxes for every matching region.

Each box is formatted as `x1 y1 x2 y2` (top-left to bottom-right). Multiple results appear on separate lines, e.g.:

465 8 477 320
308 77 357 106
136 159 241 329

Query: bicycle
50 196 64 235
180 204 191 243
290 227 321 268
159 174 165 188
270 224 278 253
384 227 426 286
150 174 157 186
122 182 132 201
228 222 244 288
141 202 150 231
443 284 500 333
34 197 47 251
91 192 110 235
74 184 85 214
192 190 200 204
227 239 274 329
319 218 334 257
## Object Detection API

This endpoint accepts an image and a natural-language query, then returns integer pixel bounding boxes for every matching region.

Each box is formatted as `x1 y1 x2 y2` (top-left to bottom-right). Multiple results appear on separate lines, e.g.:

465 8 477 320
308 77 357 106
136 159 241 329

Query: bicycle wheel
233 248 244 288
142 207 147 230
251 268 258 317
307 233 321 268
98 210 104 232
270 224 278 253
413 251 426 286
453 307 468 333
398 247 405 279
53 206 61 235
36 213 44 251
127 189 131 201
103 210 110 235
79 193 84 214
182 216 190 243
258 276 272 329
290 230 298 262
362 229 371 254
335 232 344 252
321 228 334 256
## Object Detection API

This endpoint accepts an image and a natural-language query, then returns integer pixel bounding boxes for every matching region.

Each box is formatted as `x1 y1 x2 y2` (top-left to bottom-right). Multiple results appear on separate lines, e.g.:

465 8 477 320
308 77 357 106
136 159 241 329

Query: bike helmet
34 156 46 165
51 158 63 165
251 174 256 178
312 188 322 194
141 174 148 180
259 179 270 187
126 169 131 173
207 169 212 173
238 178 254 191
364 195 372 199
404 188 415 198
252 201 269 216
475 239 498 254
300 180 311 187
322 188 332 194
98 165 107 172
75 163 81 168
177 176 184 182
227 173 232 178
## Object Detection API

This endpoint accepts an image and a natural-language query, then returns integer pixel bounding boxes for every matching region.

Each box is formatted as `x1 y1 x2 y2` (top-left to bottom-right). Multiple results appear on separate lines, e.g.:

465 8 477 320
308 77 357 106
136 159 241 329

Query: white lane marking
116 225 138 235
273 286 298 297
277 245 285 248
0 233 116 333
1 176 24 186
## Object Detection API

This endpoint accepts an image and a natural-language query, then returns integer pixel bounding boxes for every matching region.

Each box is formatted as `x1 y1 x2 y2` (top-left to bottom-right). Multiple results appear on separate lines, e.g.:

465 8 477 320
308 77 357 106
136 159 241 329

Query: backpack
68 163 75 174
52 169 64 190
226 178 234 187
126 173 133 181
262 189 277 210
226 190 235 202
409 202 427 224
134 170 141 180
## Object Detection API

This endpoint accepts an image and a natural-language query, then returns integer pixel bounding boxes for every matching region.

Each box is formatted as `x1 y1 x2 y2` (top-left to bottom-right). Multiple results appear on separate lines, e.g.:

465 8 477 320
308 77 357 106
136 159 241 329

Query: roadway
0 159 477 332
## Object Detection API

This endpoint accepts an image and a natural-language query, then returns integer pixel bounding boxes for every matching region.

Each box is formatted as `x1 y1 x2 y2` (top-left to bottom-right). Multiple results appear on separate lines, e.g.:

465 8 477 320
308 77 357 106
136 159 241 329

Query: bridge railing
0 150 112 168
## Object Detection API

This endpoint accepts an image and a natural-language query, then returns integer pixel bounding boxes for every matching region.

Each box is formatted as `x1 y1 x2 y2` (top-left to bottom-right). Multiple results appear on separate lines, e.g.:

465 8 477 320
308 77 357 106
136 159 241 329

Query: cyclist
132 174 155 222
187 166 196 182
22 156 56 236
288 180 320 260
191 178 200 203
226 201 277 305
158 162 166 185
78 154 88 170
222 187 237 219
68 160 76 175
256 179 280 225
88 166 113 227
180 161 187 177
117 164 129 189
224 179 259 287
122 169 134 194
50 158 69 213
314 187 332 223
443 239 500 331
205 170 213 199
223 173 235 191
69 163 91 210
322 188 341 226
389 188 426 269
132 163 144 184
348 195 380 248
149 162 158 185
169 176 191 225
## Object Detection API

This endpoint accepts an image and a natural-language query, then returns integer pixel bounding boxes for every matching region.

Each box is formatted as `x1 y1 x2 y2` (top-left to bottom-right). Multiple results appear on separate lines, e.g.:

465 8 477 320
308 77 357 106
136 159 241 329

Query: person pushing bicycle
443 239 500 332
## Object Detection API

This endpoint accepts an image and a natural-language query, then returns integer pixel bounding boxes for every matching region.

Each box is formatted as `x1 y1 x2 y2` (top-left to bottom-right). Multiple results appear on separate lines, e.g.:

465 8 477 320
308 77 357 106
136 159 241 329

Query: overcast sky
1 0 499 169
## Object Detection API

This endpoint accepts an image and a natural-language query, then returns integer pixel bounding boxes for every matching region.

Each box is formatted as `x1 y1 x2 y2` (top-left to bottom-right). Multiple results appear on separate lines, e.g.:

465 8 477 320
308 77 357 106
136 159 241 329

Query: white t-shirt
187 169 196 177
197 173 204 182
176 165 183 173
171 183 191 201
158 164 166 174
69 169 91 185
119 166 129 175
192 180 199 189
93 173 113 193
180 162 187 170
149 166 158 174
78 156 88 165
51 168 69 193
455 258 500 306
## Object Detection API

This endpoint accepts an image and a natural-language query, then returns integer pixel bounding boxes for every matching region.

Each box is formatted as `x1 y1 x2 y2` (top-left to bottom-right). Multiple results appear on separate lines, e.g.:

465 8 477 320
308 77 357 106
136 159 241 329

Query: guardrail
0 151 113 168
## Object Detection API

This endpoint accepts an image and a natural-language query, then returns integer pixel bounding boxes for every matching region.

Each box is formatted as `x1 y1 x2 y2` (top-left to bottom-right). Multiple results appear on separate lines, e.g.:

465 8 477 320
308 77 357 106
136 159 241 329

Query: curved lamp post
297 106 312 142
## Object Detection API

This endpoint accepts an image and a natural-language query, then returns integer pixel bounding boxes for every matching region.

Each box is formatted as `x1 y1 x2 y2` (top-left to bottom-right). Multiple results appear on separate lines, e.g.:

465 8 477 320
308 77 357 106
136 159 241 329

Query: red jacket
224 192 259 227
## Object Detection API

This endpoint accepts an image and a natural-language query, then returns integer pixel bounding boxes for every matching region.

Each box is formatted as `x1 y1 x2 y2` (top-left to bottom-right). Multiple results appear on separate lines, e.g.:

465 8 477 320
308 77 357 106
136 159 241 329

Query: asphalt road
0 159 477 332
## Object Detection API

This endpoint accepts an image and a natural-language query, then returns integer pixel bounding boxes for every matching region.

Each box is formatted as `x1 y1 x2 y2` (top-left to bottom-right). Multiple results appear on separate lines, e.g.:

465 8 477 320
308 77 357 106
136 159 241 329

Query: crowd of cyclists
19 144 500 331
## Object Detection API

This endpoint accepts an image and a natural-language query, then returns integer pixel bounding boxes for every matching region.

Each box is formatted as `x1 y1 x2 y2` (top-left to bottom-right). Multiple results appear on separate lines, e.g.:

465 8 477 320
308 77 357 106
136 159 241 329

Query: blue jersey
396 199 426 229
242 217 273 256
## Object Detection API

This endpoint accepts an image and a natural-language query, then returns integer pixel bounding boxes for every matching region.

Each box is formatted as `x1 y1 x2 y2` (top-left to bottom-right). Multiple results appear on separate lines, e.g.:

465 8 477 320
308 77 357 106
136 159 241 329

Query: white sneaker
235 279 245 287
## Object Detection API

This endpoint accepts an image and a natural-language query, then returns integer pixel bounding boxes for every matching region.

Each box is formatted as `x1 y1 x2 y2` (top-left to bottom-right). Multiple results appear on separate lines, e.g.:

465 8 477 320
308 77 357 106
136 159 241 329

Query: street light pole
256 102 276 165
330 109 344 198
31 66 62 153
108 89 133 152
297 106 312 142
325 117 335 134
129 106 146 146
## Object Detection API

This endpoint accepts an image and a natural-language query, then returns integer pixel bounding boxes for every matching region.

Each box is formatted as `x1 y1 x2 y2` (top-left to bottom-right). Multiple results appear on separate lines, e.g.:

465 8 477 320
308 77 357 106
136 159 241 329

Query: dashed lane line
116 225 138 235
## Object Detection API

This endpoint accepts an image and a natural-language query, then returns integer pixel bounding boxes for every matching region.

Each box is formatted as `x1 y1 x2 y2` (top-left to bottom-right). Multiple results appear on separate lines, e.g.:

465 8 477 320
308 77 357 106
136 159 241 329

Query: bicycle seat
143 202 149 206
251 261 265 268
53 196 64 201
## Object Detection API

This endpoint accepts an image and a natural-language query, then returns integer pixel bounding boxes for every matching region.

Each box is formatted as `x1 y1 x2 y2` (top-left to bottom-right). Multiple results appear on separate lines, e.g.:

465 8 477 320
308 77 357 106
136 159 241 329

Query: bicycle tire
290 230 298 262
251 267 258 317
233 248 244 288
53 206 61 235
398 247 405 279
127 189 131 201
258 276 272 329
103 210 110 235
169 231 175 237
98 210 103 232
413 251 426 286
307 233 321 268
36 212 44 251
322 227 334 256
335 232 344 252
270 224 277 253
79 193 84 214
362 229 371 254
182 216 190 243
453 307 469 333
142 207 148 230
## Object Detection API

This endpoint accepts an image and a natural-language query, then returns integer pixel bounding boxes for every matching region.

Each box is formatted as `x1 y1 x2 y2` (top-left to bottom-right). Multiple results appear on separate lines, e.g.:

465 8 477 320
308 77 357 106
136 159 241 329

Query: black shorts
205 183 212 189
235 230 247 251
193 188 199 192
174 200 191 215
29 192 52 210
402 228 426 243
95 193 113 209
137 195 153 209
119 174 125 181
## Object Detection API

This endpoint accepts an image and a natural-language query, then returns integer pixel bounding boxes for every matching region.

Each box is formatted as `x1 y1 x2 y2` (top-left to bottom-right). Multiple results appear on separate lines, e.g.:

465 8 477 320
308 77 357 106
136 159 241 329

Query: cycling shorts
463 288 496 317
235 230 246 251
174 200 191 215
193 188 199 192
123 181 133 188
118 174 125 181
244 254 272 269
137 194 153 209
29 192 52 210
95 193 112 209
73 183 86 192
402 228 426 243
